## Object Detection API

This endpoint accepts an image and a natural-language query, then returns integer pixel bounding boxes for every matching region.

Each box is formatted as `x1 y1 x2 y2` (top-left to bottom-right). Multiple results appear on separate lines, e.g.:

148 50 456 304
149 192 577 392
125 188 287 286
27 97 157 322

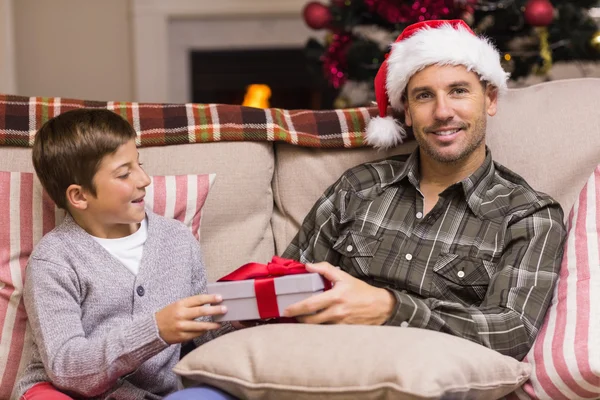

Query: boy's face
82 139 151 238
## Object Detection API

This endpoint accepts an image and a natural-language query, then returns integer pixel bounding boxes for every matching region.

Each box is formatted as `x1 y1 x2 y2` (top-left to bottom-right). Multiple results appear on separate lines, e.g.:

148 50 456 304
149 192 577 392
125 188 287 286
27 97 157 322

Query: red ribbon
218 256 330 319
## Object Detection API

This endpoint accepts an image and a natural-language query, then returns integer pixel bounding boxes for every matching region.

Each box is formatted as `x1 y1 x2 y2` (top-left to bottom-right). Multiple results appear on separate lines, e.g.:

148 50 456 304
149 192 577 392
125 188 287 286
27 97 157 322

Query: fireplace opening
190 48 337 110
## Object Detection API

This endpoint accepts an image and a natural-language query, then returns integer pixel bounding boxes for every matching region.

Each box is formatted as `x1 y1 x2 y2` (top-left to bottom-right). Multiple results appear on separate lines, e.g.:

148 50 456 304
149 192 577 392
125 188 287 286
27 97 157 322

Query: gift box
207 257 329 322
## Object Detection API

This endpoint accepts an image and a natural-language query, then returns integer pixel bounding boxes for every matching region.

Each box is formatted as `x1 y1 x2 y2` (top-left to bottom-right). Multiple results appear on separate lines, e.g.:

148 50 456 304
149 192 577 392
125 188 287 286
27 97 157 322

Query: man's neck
419 147 486 191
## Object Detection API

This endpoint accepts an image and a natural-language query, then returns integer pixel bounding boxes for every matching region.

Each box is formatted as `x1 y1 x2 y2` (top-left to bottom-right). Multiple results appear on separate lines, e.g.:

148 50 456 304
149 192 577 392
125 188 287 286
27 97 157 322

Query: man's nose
433 96 455 121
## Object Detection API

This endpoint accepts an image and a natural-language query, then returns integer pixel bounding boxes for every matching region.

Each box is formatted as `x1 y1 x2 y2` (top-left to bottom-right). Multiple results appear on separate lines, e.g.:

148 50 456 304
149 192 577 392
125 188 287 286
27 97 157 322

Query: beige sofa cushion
0 142 275 282
486 78 600 214
140 142 275 282
175 324 531 400
272 141 418 254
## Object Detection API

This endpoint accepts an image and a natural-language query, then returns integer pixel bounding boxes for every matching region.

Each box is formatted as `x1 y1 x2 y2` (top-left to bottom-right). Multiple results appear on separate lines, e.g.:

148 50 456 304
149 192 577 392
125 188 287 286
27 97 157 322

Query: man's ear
485 85 499 117
402 95 413 127
66 184 89 211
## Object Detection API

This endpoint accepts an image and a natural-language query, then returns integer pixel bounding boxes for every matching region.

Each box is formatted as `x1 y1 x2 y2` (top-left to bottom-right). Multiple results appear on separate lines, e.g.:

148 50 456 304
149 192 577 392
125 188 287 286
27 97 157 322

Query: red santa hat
365 19 509 149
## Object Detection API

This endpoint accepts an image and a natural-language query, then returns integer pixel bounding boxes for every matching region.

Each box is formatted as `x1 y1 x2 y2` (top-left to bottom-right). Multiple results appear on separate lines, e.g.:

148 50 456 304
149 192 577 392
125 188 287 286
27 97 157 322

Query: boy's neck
69 210 141 239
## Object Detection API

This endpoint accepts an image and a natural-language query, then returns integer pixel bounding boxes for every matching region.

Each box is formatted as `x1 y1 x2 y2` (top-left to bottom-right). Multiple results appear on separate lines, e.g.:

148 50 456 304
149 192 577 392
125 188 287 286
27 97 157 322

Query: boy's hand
155 294 226 344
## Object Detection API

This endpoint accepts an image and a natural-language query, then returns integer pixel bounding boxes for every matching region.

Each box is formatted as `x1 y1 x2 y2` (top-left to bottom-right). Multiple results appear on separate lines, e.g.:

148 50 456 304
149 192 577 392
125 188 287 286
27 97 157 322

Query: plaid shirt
283 148 566 360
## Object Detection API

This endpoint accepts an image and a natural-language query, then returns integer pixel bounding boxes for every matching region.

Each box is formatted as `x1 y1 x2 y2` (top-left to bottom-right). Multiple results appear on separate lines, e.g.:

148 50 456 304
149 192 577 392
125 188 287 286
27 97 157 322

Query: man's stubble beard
414 110 487 165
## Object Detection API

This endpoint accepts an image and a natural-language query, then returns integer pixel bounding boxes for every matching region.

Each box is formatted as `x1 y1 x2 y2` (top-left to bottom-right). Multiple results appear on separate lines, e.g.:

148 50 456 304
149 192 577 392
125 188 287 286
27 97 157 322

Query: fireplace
190 47 336 110
132 0 323 104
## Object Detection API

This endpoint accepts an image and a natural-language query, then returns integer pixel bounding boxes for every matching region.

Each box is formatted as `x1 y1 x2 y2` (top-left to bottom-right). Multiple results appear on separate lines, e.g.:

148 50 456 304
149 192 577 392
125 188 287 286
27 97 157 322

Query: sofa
0 78 599 399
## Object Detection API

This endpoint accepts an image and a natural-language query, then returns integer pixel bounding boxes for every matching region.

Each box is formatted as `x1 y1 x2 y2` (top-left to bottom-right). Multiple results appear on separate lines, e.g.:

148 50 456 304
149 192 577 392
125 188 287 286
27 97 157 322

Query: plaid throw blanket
0 94 390 148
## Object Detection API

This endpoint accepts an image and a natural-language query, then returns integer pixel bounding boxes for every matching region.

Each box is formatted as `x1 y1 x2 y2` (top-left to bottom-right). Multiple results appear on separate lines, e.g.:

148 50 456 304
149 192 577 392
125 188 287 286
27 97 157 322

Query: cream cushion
140 142 275 282
0 142 276 283
486 78 600 214
174 324 531 400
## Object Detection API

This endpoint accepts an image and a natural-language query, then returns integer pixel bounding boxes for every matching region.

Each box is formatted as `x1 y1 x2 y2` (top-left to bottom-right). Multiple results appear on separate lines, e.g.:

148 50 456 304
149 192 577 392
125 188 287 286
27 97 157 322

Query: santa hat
365 19 509 149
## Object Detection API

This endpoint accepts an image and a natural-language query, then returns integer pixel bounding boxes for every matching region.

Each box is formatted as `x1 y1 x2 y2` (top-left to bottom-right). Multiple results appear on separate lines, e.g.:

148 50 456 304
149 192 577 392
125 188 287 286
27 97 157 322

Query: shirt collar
384 146 495 218
382 148 421 189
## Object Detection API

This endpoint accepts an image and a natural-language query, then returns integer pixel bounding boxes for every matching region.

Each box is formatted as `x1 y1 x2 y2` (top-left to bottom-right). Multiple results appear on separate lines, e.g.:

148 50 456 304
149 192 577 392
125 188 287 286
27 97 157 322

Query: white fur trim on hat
387 23 509 111
365 115 405 149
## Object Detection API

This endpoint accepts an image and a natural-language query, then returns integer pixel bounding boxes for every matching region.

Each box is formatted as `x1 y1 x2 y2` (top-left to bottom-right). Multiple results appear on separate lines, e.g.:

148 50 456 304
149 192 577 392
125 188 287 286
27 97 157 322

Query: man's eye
453 88 468 95
416 93 431 100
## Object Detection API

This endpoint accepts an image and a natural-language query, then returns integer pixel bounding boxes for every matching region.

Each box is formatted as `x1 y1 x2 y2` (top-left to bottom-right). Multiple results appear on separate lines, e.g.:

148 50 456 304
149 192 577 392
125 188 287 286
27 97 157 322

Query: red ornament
524 0 554 27
303 1 331 30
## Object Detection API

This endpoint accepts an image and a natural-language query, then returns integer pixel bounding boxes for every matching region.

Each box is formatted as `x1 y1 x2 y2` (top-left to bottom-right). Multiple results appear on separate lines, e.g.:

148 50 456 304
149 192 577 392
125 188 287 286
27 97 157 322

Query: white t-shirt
92 218 148 275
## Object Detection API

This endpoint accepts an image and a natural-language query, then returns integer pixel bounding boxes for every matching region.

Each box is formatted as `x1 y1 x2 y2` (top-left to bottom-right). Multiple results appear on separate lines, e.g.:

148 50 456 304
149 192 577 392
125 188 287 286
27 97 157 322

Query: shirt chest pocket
432 253 491 306
332 231 382 276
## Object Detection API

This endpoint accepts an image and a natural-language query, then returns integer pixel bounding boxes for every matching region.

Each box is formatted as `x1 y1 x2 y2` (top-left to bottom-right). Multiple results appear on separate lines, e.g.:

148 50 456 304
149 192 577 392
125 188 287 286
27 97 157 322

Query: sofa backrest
271 78 600 255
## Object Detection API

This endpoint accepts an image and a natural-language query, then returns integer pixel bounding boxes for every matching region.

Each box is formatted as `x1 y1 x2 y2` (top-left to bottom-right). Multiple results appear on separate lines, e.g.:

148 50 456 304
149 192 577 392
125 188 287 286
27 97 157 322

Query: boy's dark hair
32 109 137 210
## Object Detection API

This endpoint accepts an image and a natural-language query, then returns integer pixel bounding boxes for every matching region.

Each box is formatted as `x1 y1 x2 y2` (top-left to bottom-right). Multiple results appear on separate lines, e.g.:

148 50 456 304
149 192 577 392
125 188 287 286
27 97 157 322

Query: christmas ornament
524 0 554 27
500 53 515 74
322 33 352 88
532 27 552 75
303 1 331 30
590 31 600 52
333 96 350 109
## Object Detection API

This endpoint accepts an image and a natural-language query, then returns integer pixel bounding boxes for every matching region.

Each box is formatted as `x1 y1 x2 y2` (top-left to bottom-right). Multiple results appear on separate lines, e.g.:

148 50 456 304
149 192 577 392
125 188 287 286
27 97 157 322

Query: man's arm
384 203 566 359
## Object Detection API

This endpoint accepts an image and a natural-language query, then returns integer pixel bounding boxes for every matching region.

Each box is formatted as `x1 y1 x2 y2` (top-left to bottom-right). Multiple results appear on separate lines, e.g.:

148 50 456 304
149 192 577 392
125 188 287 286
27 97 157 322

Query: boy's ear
66 184 89 210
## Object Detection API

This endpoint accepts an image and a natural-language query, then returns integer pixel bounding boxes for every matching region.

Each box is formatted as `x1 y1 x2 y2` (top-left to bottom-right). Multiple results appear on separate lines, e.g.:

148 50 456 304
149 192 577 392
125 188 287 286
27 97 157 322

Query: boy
17 109 233 399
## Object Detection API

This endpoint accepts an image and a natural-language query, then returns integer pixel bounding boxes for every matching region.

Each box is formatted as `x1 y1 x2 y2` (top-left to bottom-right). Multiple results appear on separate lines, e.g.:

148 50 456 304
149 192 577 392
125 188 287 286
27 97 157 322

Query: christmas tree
302 0 600 107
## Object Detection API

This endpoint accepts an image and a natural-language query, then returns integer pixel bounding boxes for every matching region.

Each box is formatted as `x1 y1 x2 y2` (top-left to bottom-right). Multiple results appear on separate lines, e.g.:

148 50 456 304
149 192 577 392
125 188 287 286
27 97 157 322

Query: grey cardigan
17 211 229 399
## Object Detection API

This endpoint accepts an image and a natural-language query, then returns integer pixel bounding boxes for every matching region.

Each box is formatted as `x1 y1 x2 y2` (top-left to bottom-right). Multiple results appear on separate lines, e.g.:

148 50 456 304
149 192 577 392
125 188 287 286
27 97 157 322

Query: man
282 19 566 360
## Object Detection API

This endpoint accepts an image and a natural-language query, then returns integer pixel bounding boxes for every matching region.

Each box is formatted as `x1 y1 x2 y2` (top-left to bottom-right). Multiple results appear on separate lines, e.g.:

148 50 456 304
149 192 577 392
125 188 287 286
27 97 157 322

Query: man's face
402 64 498 165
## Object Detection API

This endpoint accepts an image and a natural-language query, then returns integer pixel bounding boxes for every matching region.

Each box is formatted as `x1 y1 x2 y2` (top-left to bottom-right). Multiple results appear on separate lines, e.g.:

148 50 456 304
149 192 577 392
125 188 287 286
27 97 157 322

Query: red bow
218 256 330 319
218 256 308 282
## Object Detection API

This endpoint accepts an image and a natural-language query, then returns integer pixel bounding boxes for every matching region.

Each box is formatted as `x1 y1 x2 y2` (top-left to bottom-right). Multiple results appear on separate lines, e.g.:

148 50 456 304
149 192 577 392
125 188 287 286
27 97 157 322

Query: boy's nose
138 170 151 188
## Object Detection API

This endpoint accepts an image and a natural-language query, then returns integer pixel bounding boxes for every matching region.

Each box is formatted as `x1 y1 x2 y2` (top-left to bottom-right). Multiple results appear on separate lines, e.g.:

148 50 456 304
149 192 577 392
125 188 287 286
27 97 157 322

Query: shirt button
416 212 423 219
457 271 465 278
400 321 409 328
136 285 145 296
405 253 413 261
346 245 353 252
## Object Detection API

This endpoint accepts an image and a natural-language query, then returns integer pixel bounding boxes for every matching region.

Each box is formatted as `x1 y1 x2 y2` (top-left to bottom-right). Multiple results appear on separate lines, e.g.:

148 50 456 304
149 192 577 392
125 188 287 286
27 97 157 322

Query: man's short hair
32 109 137 209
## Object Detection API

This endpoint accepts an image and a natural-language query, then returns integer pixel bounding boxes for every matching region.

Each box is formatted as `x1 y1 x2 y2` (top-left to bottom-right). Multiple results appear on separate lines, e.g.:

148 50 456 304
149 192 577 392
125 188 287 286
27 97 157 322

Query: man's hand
155 294 226 344
283 262 396 325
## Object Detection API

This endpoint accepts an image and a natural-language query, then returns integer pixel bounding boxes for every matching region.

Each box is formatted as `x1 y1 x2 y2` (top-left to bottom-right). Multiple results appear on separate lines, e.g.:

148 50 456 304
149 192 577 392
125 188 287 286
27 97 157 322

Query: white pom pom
365 116 406 149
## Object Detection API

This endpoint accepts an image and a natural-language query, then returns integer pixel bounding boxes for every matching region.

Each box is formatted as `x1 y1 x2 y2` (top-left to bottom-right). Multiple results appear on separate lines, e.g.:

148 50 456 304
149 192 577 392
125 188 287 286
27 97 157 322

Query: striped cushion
511 165 600 400
0 171 214 399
